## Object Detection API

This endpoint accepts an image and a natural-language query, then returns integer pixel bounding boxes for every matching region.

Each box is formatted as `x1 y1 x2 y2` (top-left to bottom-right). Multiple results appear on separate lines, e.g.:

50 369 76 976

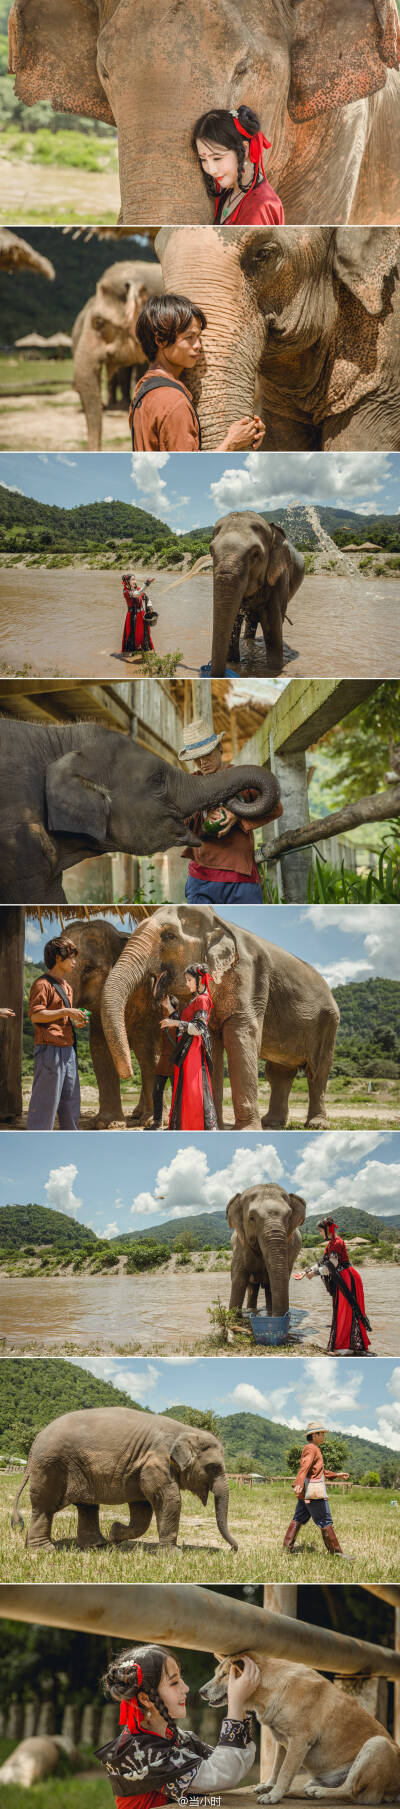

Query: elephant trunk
264 1240 290 1317
156 229 263 448
173 763 280 823
211 573 245 677
101 918 161 1079
73 334 103 452
212 1474 238 1551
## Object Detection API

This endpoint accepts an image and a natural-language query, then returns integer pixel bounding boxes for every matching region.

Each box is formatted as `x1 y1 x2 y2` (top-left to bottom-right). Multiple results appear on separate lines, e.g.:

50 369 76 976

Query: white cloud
292 1132 386 1202
306 908 400 981
55 456 76 468
130 451 170 517
81 1359 159 1401
44 1164 82 1217
0 481 23 495
103 1221 120 1240
230 1383 294 1418
315 957 374 989
131 1142 284 1220
209 451 391 516
104 495 114 503
25 924 42 951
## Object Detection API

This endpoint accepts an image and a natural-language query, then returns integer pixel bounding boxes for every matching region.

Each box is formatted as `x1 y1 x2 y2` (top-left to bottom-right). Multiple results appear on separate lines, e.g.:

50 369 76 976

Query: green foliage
332 977 400 1078
164 1405 220 1438
307 850 400 904
317 683 400 805
124 1243 169 1272
0 1359 141 1456
360 1471 381 1487
0 1204 97 1253
0 230 151 342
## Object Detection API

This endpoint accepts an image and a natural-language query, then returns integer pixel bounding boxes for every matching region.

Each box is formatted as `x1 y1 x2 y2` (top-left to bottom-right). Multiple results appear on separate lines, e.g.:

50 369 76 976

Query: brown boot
283 1518 300 1552
322 1526 354 1561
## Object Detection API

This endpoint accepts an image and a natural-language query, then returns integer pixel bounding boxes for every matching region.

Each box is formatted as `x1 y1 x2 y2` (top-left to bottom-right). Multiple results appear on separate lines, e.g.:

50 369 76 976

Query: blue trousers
27 1044 81 1130
185 875 263 904
294 1497 333 1529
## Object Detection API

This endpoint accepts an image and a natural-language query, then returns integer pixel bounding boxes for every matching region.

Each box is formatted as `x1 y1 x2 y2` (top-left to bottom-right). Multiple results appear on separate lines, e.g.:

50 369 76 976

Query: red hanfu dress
121 580 154 654
317 1232 371 1352
168 979 217 1130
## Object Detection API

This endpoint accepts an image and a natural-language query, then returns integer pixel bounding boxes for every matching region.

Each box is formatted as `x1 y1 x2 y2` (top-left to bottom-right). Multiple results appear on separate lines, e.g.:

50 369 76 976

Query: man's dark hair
44 937 78 971
192 104 262 197
136 294 207 363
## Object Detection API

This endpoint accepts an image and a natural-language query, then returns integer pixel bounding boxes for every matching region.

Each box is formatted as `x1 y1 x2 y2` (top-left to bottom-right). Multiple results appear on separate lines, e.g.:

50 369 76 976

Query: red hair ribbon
120 1666 144 1733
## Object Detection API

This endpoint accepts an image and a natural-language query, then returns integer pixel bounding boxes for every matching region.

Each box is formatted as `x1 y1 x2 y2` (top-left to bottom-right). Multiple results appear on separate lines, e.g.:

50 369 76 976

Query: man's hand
0 1008 15 1018
69 1009 88 1028
220 415 265 451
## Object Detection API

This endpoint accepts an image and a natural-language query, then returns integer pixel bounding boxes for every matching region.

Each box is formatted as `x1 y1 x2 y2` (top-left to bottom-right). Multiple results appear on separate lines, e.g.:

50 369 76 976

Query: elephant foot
306 1114 329 1130
108 1521 135 1544
28 1541 55 1555
77 1534 108 1550
96 1116 126 1130
261 1112 287 1130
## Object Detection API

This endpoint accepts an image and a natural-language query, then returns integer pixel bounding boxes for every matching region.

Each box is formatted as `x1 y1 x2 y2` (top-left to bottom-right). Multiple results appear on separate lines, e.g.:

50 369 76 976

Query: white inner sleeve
185 1736 256 1793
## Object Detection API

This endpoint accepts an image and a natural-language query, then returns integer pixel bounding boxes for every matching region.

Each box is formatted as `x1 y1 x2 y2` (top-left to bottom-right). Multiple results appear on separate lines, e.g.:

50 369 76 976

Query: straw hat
179 716 225 763
305 1420 327 1435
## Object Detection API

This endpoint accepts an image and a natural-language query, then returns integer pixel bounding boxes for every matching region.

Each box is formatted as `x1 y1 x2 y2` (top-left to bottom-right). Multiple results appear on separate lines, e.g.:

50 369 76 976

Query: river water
0 1264 395 1354
0 567 399 677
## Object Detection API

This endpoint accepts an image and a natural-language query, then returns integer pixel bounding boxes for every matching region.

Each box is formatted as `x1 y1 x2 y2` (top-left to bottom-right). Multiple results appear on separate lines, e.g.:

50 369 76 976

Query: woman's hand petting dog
228 1656 261 1720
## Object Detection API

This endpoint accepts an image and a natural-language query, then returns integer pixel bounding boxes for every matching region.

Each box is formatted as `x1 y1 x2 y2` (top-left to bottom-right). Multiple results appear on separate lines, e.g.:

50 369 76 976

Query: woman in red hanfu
161 964 218 1130
192 104 285 225
306 1216 372 1353
121 573 155 659
97 1642 258 1807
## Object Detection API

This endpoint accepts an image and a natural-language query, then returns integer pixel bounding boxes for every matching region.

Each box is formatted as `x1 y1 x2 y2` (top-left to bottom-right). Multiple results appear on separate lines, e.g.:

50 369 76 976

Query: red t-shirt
216 175 285 224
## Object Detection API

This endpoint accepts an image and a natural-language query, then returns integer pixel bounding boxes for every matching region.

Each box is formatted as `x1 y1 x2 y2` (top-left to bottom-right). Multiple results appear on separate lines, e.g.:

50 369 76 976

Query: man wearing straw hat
179 714 281 904
283 1420 353 1560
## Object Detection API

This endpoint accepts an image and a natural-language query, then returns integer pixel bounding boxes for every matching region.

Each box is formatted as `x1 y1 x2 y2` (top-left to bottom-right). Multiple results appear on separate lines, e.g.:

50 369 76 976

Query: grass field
0 355 74 393
1 1476 399 1585
15 1070 400 1131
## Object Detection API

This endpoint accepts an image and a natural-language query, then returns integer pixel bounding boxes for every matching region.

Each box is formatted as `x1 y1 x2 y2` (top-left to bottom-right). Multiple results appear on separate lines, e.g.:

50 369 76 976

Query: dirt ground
0 154 120 224
1 561 400 679
9 1072 400 1130
0 1258 396 1356
0 389 129 450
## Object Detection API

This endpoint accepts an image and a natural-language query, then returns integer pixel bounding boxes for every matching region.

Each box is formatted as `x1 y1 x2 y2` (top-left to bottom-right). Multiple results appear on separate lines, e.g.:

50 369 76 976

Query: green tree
320 683 400 806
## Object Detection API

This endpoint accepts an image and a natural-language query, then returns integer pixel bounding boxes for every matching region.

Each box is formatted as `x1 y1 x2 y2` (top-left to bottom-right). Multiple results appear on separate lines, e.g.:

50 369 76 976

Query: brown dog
200 1653 400 1803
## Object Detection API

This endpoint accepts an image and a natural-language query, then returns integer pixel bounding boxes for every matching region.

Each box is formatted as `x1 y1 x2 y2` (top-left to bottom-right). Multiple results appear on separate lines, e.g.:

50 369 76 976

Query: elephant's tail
11 1463 30 1533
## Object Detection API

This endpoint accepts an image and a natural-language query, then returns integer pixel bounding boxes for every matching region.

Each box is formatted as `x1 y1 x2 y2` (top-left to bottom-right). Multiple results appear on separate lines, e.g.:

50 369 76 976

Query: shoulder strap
38 973 77 1050
130 375 201 448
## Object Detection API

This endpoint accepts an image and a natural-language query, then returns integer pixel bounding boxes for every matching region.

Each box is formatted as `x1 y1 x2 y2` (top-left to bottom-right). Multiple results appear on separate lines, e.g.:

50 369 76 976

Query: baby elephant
201 1653 400 1805
211 512 305 676
11 1407 238 1552
227 1183 306 1320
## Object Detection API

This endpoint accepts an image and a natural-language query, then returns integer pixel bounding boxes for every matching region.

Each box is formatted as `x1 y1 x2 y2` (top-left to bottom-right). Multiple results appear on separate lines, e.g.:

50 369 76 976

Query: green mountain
304 1208 400 1244
187 509 400 553
0 487 175 550
114 1204 399 1251
0 1362 396 1480
0 1204 98 1253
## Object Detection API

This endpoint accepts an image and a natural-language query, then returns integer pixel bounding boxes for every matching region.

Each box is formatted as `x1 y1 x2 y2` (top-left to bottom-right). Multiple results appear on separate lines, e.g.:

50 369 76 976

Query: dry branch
267 783 400 863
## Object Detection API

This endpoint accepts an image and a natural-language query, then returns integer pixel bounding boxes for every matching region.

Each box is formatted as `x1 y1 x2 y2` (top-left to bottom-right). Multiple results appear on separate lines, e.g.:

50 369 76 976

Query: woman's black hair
101 1644 180 1730
136 294 207 364
192 104 262 198
185 964 207 992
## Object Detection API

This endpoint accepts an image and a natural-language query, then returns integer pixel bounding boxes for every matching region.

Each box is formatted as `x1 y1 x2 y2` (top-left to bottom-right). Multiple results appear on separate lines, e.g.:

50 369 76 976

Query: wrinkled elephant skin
0 721 275 903
11 1407 237 1551
157 224 400 450
100 904 340 1129
8 1 400 223
211 511 305 675
227 1184 306 1317
72 259 163 449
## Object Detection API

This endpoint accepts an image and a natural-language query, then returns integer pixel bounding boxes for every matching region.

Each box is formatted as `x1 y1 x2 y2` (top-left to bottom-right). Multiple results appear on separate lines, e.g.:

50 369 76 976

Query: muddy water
0 1263 396 1354
0 566 399 678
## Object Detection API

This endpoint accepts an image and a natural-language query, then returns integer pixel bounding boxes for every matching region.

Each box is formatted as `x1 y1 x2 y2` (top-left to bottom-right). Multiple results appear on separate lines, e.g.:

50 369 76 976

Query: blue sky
78 1355 400 1451
24 902 400 990
0 1129 399 1236
1 450 400 532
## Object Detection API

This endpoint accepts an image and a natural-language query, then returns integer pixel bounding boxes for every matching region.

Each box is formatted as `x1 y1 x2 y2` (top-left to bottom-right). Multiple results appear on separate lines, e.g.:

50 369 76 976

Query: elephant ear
333 228 400 316
170 1435 194 1476
266 527 289 587
8 0 114 121
288 0 400 123
205 923 238 983
46 742 112 842
288 1192 307 1228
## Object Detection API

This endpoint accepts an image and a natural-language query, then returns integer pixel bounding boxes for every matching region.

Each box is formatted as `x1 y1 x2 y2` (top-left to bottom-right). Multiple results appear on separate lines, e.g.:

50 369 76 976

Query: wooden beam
237 681 378 766
2 1588 400 1679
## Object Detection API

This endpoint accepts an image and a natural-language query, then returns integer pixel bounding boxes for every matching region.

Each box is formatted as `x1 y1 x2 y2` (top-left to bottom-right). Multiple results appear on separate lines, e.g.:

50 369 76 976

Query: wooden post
260 1587 298 1785
0 909 24 1120
272 750 313 901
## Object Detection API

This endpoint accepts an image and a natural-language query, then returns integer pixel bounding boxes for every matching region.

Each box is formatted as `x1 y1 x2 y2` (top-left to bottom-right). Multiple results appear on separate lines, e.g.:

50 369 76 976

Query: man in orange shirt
27 937 87 1130
179 716 282 903
283 1420 352 1560
130 294 265 452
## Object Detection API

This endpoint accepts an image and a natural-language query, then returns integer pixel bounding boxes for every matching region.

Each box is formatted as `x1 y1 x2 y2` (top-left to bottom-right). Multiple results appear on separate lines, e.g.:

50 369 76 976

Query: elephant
226 1183 306 1318
155 224 400 450
210 512 305 677
8 1 400 226
72 259 163 449
0 227 54 280
11 1407 238 1551
58 914 166 1128
0 720 277 903
99 903 340 1129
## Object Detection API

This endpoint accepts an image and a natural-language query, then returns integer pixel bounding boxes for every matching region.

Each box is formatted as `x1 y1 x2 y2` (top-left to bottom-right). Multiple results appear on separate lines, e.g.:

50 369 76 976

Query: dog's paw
304 1785 324 1800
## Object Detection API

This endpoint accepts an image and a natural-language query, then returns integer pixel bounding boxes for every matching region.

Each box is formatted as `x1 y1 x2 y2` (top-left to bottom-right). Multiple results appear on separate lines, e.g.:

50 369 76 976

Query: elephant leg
76 1504 107 1549
243 609 257 640
223 1016 261 1129
227 606 243 664
154 1480 182 1548
288 1227 303 1278
211 1034 224 1128
27 1502 54 1552
229 1239 249 1313
305 1006 339 1128
89 1017 124 1125
245 1278 260 1311
262 1062 296 1129
126 1038 156 1125
109 1500 153 1544
263 577 288 671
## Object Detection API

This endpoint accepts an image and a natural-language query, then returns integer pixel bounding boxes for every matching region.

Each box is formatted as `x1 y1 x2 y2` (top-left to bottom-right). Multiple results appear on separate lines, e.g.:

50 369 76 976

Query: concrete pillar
7 1703 23 1740
272 750 313 902
37 1699 55 1736
190 680 211 719
61 1703 79 1743
99 1704 118 1743
81 1703 99 1747
260 1588 298 1784
23 1698 38 1738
